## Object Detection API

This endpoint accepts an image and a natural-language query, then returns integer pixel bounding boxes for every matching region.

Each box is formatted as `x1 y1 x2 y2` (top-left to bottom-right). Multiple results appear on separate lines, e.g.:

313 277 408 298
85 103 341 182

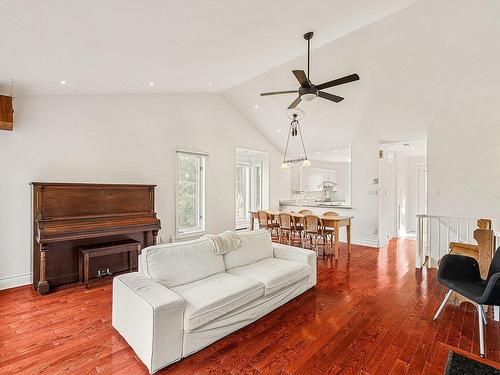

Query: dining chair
303 215 329 256
321 212 338 252
279 213 304 246
257 210 279 237
299 209 313 215
278 213 293 245
433 249 500 357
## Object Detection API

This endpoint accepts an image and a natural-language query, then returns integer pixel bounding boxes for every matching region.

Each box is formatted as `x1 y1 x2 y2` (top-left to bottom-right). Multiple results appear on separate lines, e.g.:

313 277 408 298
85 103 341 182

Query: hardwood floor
0 239 498 374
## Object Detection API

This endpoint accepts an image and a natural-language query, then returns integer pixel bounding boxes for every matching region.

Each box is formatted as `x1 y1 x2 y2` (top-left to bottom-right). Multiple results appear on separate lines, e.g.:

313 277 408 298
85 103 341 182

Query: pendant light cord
297 122 308 160
283 120 292 163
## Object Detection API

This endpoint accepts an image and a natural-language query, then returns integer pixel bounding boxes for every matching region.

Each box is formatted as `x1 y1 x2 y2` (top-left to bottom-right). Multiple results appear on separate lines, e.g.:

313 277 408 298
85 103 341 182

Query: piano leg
37 244 49 295
152 230 159 245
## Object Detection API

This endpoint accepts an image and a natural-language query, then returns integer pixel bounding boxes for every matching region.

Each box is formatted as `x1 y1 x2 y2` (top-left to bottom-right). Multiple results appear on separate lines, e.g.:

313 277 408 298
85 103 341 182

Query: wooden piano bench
78 239 142 289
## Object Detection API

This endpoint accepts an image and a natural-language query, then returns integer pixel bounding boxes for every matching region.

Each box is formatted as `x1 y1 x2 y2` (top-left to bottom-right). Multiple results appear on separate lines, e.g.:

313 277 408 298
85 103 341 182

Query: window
176 151 206 236
235 164 250 225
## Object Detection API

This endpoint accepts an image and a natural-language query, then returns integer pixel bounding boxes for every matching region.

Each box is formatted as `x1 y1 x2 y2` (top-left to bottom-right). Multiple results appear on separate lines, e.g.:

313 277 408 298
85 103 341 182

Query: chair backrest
487 247 500 281
257 210 269 227
484 248 500 306
303 215 320 233
299 209 313 215
323 211 338 217
279 213 292 230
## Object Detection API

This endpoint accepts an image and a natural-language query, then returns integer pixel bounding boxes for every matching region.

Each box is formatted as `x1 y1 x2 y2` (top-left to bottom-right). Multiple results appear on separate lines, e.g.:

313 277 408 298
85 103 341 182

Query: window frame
235 162 251 228
175 150 207 239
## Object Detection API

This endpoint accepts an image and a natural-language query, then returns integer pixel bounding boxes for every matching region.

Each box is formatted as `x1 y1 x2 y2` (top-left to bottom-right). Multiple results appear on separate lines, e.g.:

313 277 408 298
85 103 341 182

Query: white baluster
466 220 470 243
416 216 422 268
438 218 441 261
447 217 450 255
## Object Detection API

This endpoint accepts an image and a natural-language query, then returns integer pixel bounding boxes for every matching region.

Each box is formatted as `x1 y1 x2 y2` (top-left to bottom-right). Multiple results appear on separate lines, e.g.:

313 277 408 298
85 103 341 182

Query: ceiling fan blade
292 70 310 88
318 91 344 103
288 96 302 109
260 90 299 96
316 73 360 90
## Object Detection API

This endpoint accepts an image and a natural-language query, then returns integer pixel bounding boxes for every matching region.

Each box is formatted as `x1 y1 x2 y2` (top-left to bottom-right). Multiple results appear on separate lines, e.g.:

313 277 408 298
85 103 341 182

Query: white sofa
112 230 316 374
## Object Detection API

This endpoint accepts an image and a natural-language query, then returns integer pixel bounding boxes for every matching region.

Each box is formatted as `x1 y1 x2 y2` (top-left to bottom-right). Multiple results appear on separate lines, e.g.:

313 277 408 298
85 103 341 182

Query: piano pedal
97 268 113 278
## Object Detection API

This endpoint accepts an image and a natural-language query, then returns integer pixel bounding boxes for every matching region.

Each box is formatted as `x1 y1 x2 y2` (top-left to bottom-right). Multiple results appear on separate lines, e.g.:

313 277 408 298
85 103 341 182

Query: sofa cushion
140 237 224 287
223 230 273 269
228 258 310 296
172 272 264 331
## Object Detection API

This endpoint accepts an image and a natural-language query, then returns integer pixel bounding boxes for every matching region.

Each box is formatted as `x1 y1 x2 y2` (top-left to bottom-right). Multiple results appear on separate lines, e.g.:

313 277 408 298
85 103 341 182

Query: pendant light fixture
281 108 310 169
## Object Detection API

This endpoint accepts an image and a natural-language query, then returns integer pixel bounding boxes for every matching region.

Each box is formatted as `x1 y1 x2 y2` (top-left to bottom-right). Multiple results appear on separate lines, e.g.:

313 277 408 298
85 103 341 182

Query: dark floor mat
445 351 500 375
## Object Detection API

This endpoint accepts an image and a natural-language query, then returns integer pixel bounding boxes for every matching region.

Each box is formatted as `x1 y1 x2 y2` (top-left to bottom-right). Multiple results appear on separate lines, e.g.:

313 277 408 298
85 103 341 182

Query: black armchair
433 248 500 357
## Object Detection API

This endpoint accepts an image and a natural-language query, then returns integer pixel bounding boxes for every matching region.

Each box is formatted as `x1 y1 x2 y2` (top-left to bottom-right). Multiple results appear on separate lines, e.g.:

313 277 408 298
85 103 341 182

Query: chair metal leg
477 304 485 358
480 305 487 325
433 290 453 320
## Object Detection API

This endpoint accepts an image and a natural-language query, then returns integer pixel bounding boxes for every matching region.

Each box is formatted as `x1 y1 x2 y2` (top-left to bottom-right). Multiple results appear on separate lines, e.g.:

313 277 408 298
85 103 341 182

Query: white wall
350 131 380 247
0 94 290 289
428 85 500 225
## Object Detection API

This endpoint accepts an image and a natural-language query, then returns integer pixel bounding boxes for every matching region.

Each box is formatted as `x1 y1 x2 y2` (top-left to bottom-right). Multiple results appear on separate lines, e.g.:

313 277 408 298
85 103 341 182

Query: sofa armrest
112 272 184 374
273 243 317 288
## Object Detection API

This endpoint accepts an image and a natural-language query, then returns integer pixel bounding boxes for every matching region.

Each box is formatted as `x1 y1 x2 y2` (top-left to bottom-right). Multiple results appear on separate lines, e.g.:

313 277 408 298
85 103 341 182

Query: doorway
378 140 427 245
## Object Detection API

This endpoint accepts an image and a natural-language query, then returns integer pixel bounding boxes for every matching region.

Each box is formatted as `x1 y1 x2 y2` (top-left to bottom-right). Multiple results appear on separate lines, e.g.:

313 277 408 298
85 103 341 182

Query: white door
417 165 427 214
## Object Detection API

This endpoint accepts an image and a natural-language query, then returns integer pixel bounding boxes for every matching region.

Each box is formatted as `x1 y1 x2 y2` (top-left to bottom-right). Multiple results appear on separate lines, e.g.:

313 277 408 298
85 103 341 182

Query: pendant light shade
281 109 310 168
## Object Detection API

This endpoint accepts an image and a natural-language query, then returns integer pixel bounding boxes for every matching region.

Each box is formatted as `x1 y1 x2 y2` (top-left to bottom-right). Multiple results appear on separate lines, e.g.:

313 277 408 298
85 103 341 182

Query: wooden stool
78 239 141 289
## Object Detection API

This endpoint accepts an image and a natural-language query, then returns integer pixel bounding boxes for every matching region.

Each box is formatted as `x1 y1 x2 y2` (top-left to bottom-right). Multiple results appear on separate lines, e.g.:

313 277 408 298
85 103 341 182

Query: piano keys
31 182 161 294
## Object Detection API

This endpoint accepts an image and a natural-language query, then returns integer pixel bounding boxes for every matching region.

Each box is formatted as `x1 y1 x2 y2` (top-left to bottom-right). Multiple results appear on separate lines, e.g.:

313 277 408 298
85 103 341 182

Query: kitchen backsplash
291 190 336 201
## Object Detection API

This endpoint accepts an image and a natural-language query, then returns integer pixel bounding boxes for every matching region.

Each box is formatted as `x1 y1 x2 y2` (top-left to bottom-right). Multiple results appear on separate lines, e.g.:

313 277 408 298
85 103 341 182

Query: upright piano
32 182 161 294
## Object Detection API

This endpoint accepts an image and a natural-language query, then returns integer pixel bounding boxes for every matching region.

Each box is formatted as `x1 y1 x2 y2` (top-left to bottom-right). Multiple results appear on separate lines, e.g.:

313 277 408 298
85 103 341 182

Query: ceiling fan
260 32 360 109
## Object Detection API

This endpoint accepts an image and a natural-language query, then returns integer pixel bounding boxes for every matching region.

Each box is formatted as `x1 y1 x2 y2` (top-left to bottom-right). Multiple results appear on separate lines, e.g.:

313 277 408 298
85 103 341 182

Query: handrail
415 214 481 269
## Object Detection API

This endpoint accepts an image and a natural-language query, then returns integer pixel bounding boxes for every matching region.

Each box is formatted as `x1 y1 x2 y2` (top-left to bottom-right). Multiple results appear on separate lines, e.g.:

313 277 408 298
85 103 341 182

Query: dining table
249 211 352 259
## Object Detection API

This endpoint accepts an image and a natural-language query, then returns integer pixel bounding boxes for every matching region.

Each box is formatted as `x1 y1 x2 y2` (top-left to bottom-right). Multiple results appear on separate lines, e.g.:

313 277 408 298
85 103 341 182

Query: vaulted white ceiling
2 0 499 156
0 0 418 95
224 0 500 153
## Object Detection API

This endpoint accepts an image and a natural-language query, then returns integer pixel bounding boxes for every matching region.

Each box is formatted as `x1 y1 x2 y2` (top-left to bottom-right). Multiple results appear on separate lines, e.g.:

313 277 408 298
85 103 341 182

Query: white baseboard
350 237 379 248
0 273 32 290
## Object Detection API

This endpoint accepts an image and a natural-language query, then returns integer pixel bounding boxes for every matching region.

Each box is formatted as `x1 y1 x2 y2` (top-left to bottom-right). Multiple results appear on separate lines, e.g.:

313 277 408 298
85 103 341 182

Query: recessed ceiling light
208 82 213 87
254 104 258 109
334 150 338 153
316 151 320 154
277 129 281 133
59 80 67 85
149 82 155 86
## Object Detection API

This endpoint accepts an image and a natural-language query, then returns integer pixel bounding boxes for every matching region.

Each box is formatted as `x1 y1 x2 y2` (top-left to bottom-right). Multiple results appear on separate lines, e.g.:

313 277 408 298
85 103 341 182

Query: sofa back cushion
224 230 274 270
140 237 225 287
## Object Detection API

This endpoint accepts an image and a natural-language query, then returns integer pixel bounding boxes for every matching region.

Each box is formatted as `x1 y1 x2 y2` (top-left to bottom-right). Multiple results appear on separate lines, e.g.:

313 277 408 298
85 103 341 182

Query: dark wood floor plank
0 238 498 375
